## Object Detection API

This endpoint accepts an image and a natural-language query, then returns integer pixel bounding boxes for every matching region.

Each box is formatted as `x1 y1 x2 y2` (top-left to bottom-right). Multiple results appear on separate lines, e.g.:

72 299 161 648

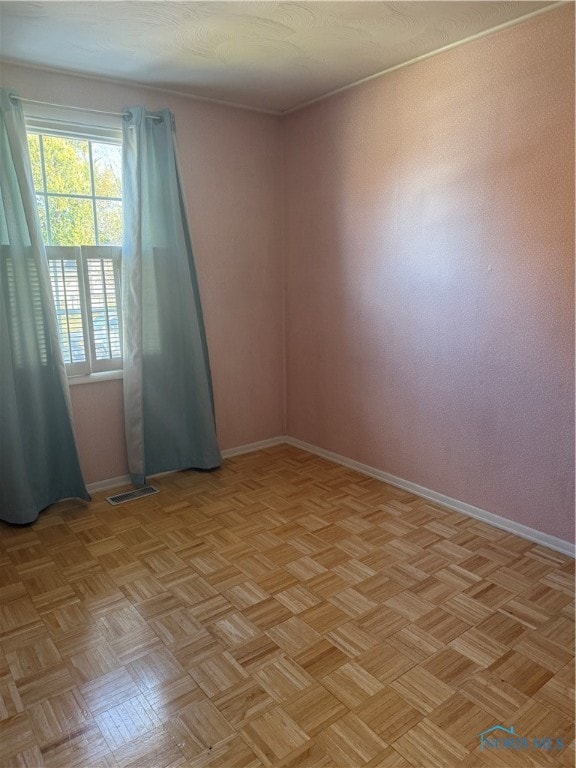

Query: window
26 118 123 376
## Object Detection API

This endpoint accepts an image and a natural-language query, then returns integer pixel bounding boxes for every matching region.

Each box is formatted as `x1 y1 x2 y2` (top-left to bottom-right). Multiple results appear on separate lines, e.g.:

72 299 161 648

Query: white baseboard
85 435 574 558
285 437 575 558
86 437 286 494
87 474 131 494
221 436 286 458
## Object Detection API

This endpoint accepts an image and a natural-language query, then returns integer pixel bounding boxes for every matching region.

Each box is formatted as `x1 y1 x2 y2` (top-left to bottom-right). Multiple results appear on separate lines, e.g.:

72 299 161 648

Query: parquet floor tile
0 446 574 766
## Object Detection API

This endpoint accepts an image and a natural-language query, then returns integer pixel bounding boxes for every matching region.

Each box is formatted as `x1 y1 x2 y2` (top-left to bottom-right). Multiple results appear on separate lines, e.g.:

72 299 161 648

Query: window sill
68 370 123 386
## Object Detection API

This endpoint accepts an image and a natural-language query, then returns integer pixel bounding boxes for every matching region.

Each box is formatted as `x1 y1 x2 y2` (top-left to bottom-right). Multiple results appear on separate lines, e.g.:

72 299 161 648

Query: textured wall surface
2 62 285 484
284 6 574 541
69 380 128 485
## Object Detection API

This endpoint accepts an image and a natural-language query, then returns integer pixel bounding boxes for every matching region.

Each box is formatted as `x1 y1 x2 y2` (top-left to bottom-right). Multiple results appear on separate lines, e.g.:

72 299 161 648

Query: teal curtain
0 90 89 523
122 107 221 485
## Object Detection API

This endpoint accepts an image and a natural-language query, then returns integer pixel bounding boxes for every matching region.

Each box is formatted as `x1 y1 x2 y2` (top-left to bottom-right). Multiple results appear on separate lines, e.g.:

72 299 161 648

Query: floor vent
106 486 159 506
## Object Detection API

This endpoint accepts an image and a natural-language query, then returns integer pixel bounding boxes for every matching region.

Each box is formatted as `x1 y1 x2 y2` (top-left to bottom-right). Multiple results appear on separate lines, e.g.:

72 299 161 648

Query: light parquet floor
1 445 574 768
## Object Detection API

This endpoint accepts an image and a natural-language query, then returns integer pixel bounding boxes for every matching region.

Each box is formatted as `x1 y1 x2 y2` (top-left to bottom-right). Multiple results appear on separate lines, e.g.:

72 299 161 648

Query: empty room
0 2 574 767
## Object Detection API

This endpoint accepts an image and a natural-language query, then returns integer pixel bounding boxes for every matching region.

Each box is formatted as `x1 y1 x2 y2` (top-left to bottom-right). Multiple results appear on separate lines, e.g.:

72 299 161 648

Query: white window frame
25 110 124 378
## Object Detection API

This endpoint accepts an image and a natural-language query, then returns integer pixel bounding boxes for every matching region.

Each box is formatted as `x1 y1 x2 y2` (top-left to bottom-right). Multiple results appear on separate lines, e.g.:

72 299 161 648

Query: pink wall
2 62 285 483
283 6 575 542
69 379 128 484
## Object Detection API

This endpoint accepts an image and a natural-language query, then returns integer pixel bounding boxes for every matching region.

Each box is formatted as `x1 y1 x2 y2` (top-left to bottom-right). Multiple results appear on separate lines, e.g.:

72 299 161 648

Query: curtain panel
0 89 89 523
122 107 221 486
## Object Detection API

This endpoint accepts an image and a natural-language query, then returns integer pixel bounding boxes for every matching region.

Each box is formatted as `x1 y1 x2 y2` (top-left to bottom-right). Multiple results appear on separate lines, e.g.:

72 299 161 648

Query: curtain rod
10 95 159 120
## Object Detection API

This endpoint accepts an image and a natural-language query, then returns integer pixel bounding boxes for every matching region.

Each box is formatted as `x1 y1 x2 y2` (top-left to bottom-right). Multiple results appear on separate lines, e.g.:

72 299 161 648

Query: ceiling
0 1 556 113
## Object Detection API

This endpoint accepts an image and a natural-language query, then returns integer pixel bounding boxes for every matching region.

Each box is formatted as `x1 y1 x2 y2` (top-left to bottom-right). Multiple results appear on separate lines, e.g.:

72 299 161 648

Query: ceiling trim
283 1 567 114
0 57 282 117
1 2 566 118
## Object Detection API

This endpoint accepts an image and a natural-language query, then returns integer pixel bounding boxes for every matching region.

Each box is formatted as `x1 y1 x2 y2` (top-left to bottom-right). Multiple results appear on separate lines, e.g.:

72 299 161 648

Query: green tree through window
27 132 122 246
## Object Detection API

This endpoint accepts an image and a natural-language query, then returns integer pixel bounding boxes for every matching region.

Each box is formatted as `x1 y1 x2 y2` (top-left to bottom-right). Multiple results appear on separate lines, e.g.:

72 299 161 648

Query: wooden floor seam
0 445 574 767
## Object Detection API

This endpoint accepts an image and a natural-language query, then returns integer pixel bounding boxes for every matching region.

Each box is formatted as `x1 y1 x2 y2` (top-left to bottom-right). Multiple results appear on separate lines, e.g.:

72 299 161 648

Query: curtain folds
0 89 90 523
122 107 221 486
